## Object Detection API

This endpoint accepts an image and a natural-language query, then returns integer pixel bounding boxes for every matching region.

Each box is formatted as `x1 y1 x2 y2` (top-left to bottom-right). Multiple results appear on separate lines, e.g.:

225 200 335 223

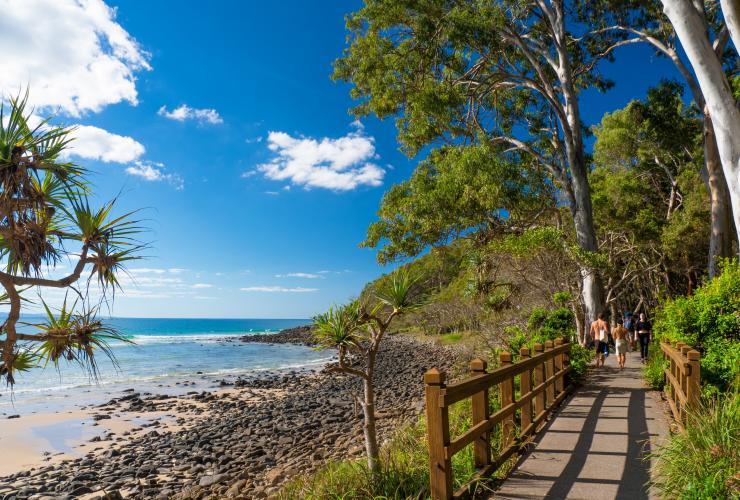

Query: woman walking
633 312 652 363
613 319 630 370
589 312 610 368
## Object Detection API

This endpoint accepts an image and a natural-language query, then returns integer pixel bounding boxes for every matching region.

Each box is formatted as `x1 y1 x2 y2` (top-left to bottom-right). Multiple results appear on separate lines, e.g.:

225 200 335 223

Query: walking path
492 351 669 499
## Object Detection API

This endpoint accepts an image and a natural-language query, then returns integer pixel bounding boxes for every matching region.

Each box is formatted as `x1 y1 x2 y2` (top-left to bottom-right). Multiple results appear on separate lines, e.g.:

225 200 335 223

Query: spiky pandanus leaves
30 299 132 380
313 301 366 350
0 93 145 387
374 268 424 315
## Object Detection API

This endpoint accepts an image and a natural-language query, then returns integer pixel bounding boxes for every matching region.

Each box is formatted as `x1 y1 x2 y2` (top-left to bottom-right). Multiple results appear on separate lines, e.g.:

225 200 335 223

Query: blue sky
0 1 681 318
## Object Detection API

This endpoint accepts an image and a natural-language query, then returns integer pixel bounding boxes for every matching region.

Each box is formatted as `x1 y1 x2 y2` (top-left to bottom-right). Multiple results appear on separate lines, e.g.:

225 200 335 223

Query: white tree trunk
705 116 736 277
662 0 740 253
721 0 740 52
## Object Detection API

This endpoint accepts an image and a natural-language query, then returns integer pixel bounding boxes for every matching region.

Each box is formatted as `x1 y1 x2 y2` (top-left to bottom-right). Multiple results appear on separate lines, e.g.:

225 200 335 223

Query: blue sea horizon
0 317 331 415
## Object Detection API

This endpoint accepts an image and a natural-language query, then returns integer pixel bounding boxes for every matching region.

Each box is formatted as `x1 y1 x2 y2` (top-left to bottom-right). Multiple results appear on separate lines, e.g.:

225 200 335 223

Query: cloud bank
0 0 150 116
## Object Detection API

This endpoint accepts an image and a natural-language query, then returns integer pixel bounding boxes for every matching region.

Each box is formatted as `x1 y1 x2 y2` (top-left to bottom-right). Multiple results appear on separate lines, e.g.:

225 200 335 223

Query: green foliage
0 93 144 386
568 344 594 382
312 302 364 350
654 261 740 393
653 391 740 499
644 346 668 391
362 144 554 264
552 291 573 308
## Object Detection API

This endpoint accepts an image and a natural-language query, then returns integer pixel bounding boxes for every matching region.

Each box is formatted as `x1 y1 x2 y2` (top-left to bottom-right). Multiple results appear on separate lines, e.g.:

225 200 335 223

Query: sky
0 0 683 319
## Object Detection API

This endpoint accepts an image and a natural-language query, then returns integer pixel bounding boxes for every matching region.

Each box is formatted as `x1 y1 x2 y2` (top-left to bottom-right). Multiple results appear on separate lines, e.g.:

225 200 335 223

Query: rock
198 473 228 487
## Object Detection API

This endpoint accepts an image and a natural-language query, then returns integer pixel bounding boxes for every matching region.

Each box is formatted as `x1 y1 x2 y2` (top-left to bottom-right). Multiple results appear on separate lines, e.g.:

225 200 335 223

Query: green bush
654 260 740 393
653 391 740 499
644 345 667 390
568 343 594 382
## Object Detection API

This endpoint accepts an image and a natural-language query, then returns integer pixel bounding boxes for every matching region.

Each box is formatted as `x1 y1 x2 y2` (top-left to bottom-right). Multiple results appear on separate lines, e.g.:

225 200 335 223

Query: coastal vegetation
313 269 423 474
0 94 143 387
325 0 739 498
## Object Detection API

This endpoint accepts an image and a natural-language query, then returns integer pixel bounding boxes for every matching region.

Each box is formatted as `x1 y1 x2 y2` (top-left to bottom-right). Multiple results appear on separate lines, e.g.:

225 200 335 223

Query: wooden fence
424 338 573 499
660 341 700 426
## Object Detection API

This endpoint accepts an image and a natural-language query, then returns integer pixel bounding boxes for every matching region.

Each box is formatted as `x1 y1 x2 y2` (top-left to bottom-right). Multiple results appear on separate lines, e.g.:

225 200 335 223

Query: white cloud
191 283 213 289
0 0 150 116
68 125 145 163
275 273 323 279
240 286 318 293
129 268 168 275
126 161 184 190
256 124 385 191
158 104 223 125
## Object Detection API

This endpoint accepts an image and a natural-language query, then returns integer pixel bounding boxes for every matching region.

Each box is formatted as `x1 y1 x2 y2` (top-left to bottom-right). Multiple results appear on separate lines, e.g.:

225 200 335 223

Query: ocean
0 317 333 415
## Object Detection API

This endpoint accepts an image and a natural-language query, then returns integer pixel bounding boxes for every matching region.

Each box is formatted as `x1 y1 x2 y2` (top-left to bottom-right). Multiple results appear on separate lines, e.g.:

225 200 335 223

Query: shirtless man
612 319 630 370
589 312 610 368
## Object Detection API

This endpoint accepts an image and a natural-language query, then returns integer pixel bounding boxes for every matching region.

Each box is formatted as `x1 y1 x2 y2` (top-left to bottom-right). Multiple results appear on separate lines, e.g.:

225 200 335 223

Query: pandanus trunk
362 375 380 474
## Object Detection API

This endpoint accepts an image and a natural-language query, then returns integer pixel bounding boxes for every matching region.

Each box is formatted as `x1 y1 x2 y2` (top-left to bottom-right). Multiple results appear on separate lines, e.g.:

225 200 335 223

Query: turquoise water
0 317 332 414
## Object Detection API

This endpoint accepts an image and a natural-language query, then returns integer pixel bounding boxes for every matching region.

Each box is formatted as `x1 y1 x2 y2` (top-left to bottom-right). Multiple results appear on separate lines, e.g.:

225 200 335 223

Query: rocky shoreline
1 330 461 499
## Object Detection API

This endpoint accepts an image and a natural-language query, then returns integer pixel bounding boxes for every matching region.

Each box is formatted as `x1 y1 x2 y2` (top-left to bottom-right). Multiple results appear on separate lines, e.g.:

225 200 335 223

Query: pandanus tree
0 94 143 386
312 269 422 474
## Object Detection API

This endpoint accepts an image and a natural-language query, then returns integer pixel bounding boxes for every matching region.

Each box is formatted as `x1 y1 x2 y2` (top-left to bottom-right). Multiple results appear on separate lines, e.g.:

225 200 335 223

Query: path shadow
495 364 657 499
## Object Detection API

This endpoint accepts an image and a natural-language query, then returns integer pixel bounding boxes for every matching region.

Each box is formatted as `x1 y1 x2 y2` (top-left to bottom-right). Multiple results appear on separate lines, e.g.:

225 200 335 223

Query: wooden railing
660 341 700 426
424 338 573 499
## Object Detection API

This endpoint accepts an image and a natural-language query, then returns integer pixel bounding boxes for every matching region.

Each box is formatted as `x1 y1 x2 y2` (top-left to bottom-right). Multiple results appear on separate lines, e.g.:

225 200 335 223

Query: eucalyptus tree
0 95 143 386
335 0 642 336
591 82 710 307
312 269 422 474
659 1 740 256
363 144 555 263
580 0 738 277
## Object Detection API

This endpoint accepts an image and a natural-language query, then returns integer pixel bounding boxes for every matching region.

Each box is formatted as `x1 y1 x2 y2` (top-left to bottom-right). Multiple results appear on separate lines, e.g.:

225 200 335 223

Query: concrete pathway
492 350 669 500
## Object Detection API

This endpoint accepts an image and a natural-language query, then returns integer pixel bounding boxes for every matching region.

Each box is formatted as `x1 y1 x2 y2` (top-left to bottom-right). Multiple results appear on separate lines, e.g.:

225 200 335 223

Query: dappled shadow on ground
492 355 665 500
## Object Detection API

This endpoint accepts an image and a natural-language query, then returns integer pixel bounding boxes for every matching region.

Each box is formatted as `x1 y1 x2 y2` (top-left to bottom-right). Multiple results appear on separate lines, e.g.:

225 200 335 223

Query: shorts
615 339 628 355
596 340 609 355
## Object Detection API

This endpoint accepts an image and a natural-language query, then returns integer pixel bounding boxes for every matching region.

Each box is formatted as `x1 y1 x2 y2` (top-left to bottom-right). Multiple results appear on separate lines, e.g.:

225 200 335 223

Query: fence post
661 342 667 391
519 347 532 435
545 340 555 406
533 343 545 420
425 368 451 500
686 350 701 411
500 352 515 449
554 338 564 395
679 345 691 422
469 359 491 469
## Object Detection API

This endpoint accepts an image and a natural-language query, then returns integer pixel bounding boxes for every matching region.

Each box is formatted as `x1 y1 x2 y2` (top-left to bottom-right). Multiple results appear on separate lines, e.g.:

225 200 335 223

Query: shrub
644 346 667 390
653 260 740 393
653 391 740 499
568 343 593 382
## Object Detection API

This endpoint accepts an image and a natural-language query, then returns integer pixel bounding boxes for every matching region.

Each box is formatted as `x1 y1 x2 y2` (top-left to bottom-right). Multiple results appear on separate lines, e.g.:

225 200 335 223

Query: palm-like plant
313 268 423 475
0 92 144 386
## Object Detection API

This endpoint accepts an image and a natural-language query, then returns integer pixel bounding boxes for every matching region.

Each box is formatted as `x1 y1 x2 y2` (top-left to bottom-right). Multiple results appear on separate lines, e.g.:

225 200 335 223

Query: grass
438 332 464 345
652 390 740 499
278 394 516 499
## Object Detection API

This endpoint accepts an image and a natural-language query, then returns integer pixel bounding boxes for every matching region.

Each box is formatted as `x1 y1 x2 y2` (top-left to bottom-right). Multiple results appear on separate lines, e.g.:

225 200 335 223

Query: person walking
634 312 652 363
613 319 630 370
624 311 635 351
590 312 610 368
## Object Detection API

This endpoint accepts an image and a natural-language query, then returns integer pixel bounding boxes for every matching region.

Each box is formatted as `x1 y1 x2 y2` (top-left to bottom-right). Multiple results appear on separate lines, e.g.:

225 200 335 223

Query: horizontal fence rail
660 341 700 426
424 338 573 499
